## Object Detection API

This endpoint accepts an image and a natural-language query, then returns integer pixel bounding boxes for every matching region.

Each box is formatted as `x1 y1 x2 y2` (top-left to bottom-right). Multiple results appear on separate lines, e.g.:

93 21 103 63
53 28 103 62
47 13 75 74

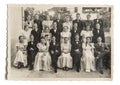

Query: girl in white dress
60 26 71 44
82 37 96 72
42 15 53 30
57 37 72 71
63 15 72 32
34 37 51 71
13 35 27 68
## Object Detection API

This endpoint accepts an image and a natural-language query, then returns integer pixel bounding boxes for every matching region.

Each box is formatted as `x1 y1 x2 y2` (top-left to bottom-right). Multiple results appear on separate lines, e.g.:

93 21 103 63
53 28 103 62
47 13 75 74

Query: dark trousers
96 57 103 71
96 51 107 71
51 54 58 71
27 50 36 69
73 53 81 71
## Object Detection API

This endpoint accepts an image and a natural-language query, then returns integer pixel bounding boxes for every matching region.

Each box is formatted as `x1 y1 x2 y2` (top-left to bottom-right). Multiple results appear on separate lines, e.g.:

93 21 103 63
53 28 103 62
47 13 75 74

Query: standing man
84 14 93 30
92 23 105 43
93 13 103 30
54 13 63 32
73 13 84 34
31 23 41 44
50 22 61 43
34 14 43 35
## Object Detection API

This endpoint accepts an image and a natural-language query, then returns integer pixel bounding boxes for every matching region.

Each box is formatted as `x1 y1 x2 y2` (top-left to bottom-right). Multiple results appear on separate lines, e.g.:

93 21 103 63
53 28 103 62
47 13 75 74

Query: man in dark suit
31 23 41 44
34 14 43 34
92 23 105 43
83 14 93 30
73 13 84 33
71 23 80 45
93 13 103 30
53 13 63 32
71 34 82 72
49 36 61 73
50 22 61 43
27 34 37 70
94 37 109 74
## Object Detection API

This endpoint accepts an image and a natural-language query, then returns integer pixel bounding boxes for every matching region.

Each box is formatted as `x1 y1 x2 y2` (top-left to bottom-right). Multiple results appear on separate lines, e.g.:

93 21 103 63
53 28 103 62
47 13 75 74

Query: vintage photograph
7 5 113 80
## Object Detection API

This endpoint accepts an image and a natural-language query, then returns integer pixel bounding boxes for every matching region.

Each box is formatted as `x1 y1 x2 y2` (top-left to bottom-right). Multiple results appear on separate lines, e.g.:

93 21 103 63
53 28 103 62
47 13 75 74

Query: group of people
13 12 110 74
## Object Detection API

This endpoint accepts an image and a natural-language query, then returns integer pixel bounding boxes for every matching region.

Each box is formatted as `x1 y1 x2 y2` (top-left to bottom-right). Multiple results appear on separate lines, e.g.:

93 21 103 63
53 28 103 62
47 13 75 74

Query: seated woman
13 35 27 69
34 37 51 71
60 26 71 44
82 37 96 72
57 37 72 71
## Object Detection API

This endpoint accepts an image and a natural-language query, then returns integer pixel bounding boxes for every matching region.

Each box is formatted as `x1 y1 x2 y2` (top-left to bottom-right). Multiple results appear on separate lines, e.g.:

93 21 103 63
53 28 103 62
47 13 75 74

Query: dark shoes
76 69 80 72
100 70 104 74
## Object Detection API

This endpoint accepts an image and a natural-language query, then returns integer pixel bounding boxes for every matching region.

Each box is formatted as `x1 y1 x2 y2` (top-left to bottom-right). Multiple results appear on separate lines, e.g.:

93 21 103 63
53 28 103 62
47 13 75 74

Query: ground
7 67 111 80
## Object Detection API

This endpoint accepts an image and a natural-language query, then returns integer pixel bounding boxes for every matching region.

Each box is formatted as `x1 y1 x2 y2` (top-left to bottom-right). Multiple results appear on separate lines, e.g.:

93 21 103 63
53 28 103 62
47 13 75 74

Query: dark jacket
93 19 103 30
50 28 61 42
71 29 80 45
71 41 82 56
34 19 43 32
92 29 105 43
83 20 93 30
73 19 84 33
53 19 63 32
49 42 61 57
31 29 41 44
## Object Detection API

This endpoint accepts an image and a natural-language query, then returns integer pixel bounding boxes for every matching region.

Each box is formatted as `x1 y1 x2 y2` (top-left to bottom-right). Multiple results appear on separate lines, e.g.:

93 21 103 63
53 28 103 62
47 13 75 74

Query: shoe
76 69 80 72
63 67 65 70
66 67 69 71
100 70 104 74
54 70 57 73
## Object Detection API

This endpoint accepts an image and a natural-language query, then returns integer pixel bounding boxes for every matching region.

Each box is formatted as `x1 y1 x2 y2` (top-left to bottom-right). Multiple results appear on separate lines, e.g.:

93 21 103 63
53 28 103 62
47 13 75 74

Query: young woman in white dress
63 15 72 32
82 37 96 72
13 35 27 69
34 37 51 71
42 15 53 30
60 26 71 44
57 37 72 71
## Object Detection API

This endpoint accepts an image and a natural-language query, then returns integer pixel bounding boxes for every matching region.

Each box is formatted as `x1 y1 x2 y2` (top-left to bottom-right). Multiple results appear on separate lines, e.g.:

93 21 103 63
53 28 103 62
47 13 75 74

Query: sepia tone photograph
7 4 113 80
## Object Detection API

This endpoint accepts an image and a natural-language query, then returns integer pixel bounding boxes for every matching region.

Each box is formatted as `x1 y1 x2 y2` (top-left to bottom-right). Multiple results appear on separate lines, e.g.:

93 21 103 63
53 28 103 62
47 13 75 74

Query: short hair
18 35 23 40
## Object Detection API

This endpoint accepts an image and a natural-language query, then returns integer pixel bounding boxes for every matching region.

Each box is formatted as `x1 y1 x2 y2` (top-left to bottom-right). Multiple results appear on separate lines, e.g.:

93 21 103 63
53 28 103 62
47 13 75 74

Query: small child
13 35 27 69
